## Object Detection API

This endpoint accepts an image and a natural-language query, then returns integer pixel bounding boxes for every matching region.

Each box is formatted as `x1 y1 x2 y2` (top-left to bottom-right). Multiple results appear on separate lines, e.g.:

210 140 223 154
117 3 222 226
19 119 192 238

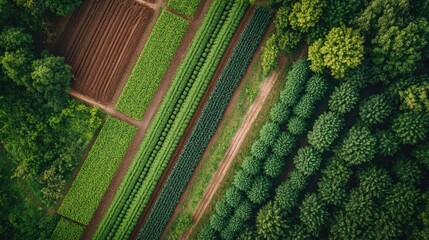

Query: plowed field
55 0 153 103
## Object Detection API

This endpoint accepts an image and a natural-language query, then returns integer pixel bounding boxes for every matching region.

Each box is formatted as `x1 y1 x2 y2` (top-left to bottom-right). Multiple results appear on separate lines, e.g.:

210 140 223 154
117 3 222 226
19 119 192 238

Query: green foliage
210 212 228 232
261 34 280 76
308 112 344 151
280 58 311 107
272 132 296 158
287 116 307 135
357 166 392 200
294 146 322 176
309 25 364 79
116 11 189 119
256 201 286 240
305 74 328 101
359 94 393 125
393 157 422 185
43 0 81 16
51 218 84 240
275 170 307 212
413 142 429 168
264 155 286 178
260 122 280 144
299 193 327 236
371 18 429 79
289 0 326 32
31 53 72 110
242 156 262 175
58 117 136 225
270 101 290 124
0 27 33 52
328 82 360 114
225 187 244 208
238 227 258 240
247 175 272 204
277 29 302 53
308 39 324 73
138 7 272 239
376 129 401 157
216 199 233 217
234 169 254 192
392 111 429 145
167 0 201 17
385 182 421 223
318 158 351 206
251 139 270 160
400 81 429 113
198 226 218 240
294 95 316 119
338 126 377 166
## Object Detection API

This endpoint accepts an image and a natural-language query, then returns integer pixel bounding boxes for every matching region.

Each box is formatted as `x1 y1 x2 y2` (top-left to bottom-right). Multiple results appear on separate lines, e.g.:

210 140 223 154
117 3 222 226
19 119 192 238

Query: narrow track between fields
180 70 279 239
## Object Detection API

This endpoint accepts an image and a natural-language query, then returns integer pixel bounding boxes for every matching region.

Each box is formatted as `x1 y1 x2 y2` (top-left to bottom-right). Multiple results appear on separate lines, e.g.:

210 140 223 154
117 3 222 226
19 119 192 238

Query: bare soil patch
55 0 154 104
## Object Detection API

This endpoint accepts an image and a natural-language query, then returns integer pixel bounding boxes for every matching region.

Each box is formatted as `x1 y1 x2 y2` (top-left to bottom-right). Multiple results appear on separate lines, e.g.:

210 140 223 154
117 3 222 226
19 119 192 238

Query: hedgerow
58 117 136 225
137 7 272 239
116 11 189 119
95 1 250 239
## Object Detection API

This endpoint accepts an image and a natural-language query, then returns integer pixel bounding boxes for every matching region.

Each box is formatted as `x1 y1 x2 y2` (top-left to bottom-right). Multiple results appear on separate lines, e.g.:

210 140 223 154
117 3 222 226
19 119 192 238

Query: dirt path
127 4 256 240
181 71 279 239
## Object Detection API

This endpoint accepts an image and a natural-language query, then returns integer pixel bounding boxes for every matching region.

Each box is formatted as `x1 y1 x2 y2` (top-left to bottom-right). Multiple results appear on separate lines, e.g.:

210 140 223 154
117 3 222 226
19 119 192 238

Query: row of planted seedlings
138 6 273 240
198 58 333 239
93 0 249 239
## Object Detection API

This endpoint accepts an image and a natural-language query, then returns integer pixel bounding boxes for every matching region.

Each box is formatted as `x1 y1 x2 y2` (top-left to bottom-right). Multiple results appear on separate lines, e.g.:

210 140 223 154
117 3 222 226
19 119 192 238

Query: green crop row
115 10 189 119
93 1 249 239
51 218 84 240
167 0 201 17
57 117 137 225
138 7 273 240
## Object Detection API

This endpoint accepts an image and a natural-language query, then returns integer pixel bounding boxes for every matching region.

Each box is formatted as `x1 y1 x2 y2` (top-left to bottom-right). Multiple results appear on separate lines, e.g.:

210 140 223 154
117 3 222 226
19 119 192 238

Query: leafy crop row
94 1 249 239
58 117 137 225
51 218 84 240
167 0 201 17
116 11 189 119
138 7 272 240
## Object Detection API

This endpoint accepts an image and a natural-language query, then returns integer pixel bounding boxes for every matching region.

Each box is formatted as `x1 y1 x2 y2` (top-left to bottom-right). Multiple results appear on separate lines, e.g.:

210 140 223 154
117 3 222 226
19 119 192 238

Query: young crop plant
95 1 250 239
116 11 189 119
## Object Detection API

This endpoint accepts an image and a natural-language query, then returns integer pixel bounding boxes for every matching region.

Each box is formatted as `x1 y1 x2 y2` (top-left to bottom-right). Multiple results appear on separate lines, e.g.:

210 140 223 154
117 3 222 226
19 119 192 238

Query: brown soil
180 70 280 239
55 0 154 104
127 4 257 240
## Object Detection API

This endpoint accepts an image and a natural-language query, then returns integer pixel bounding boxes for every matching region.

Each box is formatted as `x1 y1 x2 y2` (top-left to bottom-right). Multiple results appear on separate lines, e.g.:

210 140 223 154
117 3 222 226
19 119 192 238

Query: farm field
55 0 154 104
1 0 428 240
